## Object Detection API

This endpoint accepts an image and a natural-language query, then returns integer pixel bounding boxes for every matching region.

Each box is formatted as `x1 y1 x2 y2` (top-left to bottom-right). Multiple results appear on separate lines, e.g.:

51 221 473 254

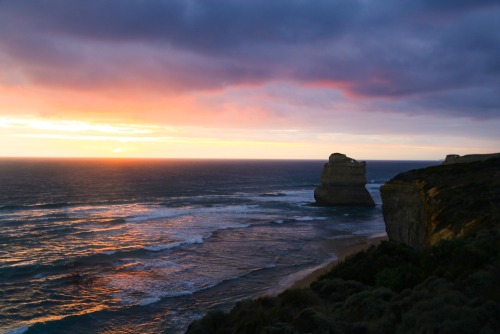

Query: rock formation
443 152 500 164
381 154 500 250
314 153 374 207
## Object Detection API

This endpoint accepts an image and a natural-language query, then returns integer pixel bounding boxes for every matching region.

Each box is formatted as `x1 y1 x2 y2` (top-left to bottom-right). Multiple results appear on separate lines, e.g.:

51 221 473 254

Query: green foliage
310 278 367 303
425 231 500 281
321 241 421 291
292 308 348 334
374 263 421 292
395 278 500 334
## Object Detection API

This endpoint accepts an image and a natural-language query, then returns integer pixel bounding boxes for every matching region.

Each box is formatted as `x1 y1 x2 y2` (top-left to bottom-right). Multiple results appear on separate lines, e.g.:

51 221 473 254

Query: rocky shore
187 155 500 334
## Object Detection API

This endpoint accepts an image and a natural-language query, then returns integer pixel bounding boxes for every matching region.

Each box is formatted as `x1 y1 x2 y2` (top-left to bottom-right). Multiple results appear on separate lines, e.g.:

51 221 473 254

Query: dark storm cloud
0 0 499 118
0 0 359 49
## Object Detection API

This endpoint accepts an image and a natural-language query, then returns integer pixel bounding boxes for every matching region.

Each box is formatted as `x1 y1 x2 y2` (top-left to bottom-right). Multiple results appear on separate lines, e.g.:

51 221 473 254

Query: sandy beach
290 234 388 289
267 233 388 295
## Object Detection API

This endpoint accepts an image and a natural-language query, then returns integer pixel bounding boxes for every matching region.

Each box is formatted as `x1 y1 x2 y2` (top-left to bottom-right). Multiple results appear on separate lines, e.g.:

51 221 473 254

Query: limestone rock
381 154 500 250
314 153 375 207
443 152 500 165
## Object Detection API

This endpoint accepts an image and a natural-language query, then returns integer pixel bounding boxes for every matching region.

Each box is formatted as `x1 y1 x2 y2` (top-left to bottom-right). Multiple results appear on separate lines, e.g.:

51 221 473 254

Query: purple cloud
0 0 498 118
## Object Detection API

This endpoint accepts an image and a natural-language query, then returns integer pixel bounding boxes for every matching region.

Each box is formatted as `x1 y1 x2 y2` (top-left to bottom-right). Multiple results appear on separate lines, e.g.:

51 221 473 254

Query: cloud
0 0 499 119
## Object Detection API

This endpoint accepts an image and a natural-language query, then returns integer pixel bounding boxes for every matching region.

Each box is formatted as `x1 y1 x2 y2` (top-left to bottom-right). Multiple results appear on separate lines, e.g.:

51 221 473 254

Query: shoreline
267 233 388 295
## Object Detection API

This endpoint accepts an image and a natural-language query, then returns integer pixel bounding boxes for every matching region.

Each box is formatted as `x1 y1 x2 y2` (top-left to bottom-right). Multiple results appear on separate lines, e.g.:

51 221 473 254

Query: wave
272 216 327 224
135 290 194 306
244 189 313 204
126 204 262 224
259 192 287 197
294 216 327 221
0 202 88 212
116 259 283 307
4 325 29 334
144 235 204 252
216 223 251 230
0 221 254 274
102 251 116 255
0 199 138 213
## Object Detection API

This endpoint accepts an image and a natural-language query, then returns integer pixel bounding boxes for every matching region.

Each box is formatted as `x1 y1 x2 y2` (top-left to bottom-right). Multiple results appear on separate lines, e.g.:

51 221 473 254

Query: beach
282 233 388 292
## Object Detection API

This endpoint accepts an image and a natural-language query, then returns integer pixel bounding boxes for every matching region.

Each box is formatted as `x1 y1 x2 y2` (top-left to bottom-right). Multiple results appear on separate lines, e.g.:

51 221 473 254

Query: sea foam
5 325 29 334
144 235 204 252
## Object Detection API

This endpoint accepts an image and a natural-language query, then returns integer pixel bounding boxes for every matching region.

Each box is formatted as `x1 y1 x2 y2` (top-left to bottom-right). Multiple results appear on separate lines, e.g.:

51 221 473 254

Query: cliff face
314 153 374 207
381 156 500 250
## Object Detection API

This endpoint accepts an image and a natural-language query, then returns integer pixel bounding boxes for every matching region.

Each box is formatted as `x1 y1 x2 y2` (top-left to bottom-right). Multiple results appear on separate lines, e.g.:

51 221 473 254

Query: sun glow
0 117 153 134
0 115 496 160
0 115 310 159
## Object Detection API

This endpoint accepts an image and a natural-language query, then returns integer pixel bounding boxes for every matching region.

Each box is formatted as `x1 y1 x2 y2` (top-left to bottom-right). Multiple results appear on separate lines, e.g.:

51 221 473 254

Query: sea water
0 159 437 333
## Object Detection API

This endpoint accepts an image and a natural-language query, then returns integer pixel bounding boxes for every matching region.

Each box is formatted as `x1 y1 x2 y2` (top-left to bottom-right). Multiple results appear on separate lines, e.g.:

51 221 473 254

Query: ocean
0 158 437 334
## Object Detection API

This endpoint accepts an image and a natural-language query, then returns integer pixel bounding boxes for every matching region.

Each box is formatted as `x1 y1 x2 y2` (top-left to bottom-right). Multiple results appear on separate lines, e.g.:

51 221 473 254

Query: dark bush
310 278 367 302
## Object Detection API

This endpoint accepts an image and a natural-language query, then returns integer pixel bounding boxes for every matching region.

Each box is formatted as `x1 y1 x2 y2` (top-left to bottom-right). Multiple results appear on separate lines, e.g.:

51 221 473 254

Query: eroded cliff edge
381 155 500 250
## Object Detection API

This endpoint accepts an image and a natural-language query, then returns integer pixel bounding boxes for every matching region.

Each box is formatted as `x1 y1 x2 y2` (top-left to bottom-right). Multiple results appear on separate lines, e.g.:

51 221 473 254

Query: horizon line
0 156 444 162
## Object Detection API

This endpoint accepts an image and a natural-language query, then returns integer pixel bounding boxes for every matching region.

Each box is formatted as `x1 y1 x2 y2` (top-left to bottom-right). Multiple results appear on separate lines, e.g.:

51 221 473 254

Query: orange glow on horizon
0 114 495 161
1 82 497 161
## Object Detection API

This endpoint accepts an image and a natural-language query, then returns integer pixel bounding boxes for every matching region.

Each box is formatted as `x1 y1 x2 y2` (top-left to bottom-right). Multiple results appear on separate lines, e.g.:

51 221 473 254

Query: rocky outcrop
381 155 500 250
314 153 374 207
443 152 500 164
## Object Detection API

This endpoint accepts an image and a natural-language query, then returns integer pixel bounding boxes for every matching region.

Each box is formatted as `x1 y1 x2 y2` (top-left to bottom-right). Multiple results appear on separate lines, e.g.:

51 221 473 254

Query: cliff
381 155 500 250
314 153 374 207
443 152 500 165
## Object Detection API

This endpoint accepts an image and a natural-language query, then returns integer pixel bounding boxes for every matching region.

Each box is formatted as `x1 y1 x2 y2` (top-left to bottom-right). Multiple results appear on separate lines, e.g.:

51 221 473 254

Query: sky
0 0 499 160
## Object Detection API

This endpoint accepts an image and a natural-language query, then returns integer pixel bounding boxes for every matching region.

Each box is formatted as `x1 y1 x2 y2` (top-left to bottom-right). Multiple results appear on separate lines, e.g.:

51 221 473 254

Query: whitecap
5 326 29 334
139 296 161 306
127 204 262 224
144 242 183 252
217 223 250 230
245 190 313 204
293 216 328 221
116 289 195 307
139 290 194 306
144 235 204 252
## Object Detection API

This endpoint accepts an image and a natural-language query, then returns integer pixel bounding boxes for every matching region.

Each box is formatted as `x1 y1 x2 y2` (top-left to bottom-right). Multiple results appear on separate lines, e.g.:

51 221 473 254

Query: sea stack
314 153 375 207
